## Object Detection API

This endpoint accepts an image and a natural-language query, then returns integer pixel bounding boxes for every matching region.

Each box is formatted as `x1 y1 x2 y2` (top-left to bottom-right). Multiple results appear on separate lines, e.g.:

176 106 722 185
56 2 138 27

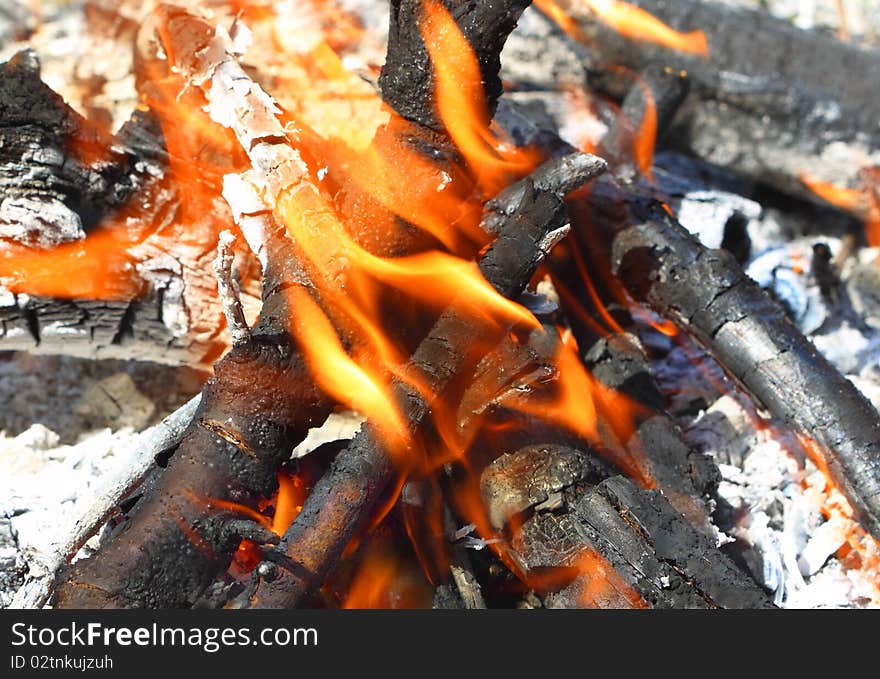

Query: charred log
0 50 231 367
567 0 880 201
498 90 880 542
513 475 774 608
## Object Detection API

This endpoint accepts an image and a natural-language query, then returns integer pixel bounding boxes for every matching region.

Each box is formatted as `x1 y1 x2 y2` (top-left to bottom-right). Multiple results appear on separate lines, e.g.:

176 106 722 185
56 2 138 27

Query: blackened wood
576 0 880 200
582 334 719 530
380 0 531 133
498 95 880 541
0 51 228 367
0 50 138 246
246 154 606 608
480 443 612 531
584 174 880 539
514 476 773 608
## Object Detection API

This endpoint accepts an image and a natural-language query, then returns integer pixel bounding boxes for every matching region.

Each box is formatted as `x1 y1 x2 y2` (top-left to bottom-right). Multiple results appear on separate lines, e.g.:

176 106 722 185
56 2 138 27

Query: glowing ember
342 541 432 609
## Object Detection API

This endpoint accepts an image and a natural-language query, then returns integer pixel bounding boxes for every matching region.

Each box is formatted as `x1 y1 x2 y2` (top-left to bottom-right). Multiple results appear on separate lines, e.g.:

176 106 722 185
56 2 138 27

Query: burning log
513 475 773 608
380 0 531 133
245 152 606 608
52 0 597 609
547 0 880 203
499 56 880 543
0 50 233 368
50 6 352 607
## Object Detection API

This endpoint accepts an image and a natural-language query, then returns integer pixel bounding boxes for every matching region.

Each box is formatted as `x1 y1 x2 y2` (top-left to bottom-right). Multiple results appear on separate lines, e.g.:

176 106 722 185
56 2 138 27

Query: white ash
0 354 202 607
0 512 26 608
0 424 144 606
683 394 880 607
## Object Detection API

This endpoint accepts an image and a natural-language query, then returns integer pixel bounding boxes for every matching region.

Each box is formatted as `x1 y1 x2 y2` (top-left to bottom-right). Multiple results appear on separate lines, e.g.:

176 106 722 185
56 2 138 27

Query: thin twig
213 230 252 347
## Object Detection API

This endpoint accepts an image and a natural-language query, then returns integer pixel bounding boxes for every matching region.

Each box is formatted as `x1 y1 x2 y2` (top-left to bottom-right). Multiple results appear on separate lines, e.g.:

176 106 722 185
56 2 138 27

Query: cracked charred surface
583 334 720 530
52 333 330 608
577 0 880 201
514 476 774 608
582 175 880 540
0 50 230 368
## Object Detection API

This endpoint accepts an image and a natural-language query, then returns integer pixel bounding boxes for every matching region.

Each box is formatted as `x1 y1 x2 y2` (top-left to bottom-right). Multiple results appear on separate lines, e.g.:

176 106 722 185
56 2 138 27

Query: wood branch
213 230 252 348
9 395 200 609
513 475 773 608
245 153 606 609
581 173 880 539
567 0 880 200
0 50 230 368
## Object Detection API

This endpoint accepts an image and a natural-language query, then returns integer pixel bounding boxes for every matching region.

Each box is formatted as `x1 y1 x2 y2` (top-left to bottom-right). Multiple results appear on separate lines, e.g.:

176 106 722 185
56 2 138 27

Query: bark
514 475 773 608
582 333 719 530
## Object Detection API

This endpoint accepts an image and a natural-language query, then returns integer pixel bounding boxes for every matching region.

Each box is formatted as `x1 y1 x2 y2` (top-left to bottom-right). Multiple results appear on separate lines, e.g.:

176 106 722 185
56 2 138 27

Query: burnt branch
380 0 532 132
213 230 251 348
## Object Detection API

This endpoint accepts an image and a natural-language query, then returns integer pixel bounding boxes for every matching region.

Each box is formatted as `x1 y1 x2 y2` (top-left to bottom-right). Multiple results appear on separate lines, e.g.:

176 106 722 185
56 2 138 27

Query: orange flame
342 543 432 609
136 2 655 603
420 0 540 195
536 0 709 57
799 171 880 247
572 547 649 607
0 227 144 300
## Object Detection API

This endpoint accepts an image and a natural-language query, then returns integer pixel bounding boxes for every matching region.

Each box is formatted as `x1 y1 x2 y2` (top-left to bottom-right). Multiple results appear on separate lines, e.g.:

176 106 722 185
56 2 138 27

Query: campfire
1 0 879 610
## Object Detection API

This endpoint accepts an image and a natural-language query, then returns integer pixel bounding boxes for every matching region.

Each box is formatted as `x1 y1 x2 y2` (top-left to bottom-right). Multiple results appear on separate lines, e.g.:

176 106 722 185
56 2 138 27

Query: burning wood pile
1 0 879 609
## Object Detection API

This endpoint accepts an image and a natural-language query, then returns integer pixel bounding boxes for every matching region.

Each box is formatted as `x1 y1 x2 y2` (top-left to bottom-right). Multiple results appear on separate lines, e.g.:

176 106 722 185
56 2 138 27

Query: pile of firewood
1 0 879 609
